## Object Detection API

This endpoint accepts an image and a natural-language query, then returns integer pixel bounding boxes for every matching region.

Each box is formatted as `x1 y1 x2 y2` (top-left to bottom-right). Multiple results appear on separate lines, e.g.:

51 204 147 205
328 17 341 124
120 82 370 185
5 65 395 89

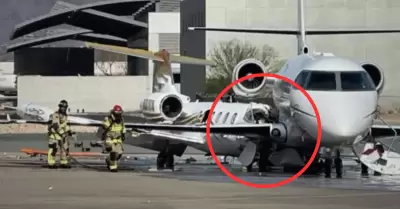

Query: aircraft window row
222 112 230 123
215 112 223 123
231 113 238 124
210 111 238 124
294 70 376 91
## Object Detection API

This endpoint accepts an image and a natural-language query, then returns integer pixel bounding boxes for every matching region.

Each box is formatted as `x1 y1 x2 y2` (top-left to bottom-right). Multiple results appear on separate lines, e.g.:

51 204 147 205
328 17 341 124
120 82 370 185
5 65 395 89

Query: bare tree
94 50 128 76
205 39 286 93
95 61 128 76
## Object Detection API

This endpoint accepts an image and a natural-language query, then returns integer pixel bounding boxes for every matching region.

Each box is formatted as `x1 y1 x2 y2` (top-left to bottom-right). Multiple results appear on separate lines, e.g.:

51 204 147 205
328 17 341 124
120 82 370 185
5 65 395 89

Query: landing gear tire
156 152 175 171
165 155 175 170
156 153 166 170
324 158 332 178
282 154 323 175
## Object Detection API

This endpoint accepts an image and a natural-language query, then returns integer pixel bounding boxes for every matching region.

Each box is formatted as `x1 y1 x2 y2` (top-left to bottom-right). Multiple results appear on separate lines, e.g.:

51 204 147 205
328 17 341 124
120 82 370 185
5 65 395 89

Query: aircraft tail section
85 42 214 94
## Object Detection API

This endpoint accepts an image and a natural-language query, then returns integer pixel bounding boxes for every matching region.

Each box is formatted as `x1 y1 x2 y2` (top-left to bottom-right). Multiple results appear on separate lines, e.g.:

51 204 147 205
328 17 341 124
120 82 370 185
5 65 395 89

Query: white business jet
7 0 400 175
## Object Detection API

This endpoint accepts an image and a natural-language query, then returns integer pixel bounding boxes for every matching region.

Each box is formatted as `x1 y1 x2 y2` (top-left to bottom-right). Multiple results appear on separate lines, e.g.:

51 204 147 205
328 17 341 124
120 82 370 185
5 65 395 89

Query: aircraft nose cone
327 118 362 138
308 92 375 144
320 105 372 143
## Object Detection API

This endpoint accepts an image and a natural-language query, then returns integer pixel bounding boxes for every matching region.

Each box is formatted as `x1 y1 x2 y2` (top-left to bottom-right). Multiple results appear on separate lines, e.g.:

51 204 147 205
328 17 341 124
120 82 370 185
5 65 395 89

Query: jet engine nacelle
269 123 287 143
140 92 186 121
232 59 275 98
361 62 384 95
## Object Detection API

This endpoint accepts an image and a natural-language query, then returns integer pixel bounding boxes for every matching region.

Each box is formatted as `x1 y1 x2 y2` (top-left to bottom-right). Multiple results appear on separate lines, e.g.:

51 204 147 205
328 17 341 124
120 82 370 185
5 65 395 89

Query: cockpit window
295 71 336 91
295 70 377 92
340 71 375 91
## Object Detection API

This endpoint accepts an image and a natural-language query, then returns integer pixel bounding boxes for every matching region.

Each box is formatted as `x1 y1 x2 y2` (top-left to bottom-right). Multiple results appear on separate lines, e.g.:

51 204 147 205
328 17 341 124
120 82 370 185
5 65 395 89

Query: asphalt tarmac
1 134 400 209
1 155 400 209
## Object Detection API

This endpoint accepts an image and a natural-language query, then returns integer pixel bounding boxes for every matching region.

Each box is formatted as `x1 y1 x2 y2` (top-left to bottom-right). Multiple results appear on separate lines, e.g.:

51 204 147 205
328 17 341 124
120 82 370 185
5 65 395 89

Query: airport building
182 0 400 111
2 0 400 112
0 0 187 112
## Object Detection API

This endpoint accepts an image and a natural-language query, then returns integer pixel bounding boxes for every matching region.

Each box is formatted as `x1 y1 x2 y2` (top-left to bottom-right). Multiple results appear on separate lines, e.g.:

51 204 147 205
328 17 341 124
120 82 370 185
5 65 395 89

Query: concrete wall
204 0 400 98
0 62 13 74
18 76 150 112
148 12 181 93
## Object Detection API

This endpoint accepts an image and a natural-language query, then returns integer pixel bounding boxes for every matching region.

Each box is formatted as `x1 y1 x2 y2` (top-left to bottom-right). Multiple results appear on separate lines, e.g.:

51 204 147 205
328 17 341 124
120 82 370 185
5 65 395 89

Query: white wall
18 76 150 112
205 0 400 98
0 62 14 74
148 12 181 93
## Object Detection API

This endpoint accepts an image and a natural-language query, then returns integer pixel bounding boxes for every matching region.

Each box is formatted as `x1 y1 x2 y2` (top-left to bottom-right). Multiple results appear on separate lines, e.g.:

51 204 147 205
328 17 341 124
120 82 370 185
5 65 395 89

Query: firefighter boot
108 152 118 172
47 145 57 169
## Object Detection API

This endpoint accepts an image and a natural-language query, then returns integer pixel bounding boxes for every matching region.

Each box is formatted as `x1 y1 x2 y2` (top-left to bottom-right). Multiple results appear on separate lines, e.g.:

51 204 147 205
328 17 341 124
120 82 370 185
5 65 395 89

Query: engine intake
232 59 276 98
140 93 184 121
160 95 183 119
361 62 384 95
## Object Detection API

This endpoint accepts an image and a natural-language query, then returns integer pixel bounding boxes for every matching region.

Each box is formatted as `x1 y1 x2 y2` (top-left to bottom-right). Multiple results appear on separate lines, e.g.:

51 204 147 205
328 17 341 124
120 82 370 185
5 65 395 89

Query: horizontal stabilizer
2 106 17 110
188 27 400 35
0 96 17 100
85 42 215 66
86 42 163 61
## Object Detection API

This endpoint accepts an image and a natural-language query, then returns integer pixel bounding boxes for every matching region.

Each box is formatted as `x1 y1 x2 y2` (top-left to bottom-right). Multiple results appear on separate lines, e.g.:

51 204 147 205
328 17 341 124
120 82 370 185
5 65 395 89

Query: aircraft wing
5 118 271 137
371 124 400 138
85 42 215 66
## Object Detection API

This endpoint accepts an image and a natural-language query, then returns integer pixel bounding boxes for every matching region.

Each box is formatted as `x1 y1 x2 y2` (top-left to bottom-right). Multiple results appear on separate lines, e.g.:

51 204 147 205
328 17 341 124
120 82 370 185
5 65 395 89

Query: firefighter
101 105 126 172
47 100 76 169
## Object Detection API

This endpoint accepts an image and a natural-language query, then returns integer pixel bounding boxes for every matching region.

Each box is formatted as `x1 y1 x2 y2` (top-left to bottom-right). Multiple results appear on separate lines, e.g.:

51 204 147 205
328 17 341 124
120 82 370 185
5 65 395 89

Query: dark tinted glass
340 71 376 91
295 71 336 90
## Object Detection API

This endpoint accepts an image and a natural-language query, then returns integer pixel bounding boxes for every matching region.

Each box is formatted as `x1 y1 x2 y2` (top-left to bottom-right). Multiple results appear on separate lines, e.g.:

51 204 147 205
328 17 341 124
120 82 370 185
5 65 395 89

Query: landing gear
257 142 273 173
323 156 332 178
322 148 343 178
334 149 343 178
156 151 175 171
245 141 272 173
361 163 369 177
